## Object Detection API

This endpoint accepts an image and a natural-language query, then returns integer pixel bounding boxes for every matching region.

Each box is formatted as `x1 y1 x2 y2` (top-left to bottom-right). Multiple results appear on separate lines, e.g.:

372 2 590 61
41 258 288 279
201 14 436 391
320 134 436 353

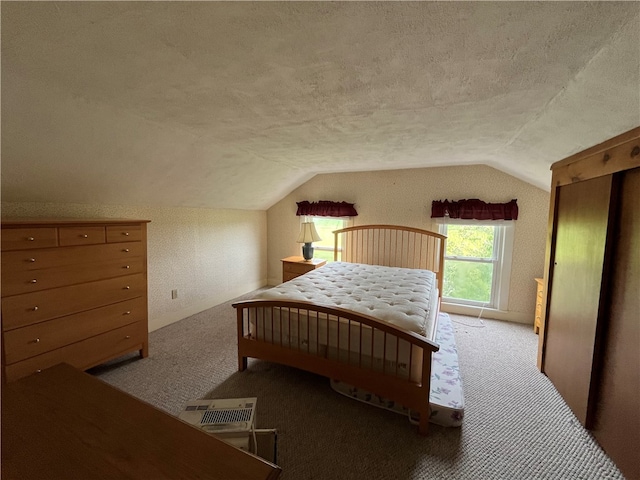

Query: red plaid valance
296 201 358 217
431 199 518 220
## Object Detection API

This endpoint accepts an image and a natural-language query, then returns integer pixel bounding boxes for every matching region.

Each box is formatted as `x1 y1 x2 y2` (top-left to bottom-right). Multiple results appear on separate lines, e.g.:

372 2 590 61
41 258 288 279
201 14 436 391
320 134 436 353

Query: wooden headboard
333 224 446 296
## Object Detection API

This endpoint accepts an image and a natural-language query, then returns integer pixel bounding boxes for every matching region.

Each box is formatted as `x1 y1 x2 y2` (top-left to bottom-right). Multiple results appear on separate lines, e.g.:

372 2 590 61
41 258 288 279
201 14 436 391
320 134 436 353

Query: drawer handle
123 232 129 236
32 338 40 344
123 265 130 269
123 248 130 253
28 258 36 263
81 234 88 238
35 369 42 374
124 286 130 290
33 306 39 311
125 335 131 339
27 236 35 241
124 311 131 315
30 279 37 284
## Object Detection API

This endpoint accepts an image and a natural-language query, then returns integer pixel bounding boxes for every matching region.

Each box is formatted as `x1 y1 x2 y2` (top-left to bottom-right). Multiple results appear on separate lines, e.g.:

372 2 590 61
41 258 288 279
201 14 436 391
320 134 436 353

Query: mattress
256 262 438 337
251 262 439 382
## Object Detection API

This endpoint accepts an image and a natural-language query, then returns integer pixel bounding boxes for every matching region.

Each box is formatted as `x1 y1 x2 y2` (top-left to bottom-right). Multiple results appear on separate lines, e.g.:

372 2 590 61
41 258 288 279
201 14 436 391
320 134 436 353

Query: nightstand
281 256 326 282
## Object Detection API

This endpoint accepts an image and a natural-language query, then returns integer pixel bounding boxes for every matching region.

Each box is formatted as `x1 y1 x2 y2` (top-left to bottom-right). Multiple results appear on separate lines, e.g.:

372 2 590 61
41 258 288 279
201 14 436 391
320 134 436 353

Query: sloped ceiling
2 1 639 210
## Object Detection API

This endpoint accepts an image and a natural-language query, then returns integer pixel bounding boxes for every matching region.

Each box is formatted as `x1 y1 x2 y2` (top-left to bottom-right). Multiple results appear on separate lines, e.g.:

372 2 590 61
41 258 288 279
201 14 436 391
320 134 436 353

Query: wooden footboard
233 299 439 435
235 225 445 434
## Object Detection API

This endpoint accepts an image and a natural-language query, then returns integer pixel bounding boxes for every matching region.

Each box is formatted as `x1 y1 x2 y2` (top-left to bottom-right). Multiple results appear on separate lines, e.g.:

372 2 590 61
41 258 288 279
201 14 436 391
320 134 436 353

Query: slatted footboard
234 299 440 435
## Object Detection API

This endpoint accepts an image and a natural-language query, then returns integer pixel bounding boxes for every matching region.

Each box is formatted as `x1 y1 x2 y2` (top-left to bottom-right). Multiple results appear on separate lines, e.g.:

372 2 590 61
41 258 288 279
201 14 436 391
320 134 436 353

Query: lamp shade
296 222 322 243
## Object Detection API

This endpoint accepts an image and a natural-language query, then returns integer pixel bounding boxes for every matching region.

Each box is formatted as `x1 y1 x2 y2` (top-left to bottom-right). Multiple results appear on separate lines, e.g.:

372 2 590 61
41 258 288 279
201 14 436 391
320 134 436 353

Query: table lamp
296 222 322 261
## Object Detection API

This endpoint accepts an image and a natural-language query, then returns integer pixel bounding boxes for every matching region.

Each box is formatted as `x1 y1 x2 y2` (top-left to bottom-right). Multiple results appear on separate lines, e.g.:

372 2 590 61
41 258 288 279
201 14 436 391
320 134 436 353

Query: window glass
440 222 513 309
308 217 348 262
445 224 494 259
444 259 493 303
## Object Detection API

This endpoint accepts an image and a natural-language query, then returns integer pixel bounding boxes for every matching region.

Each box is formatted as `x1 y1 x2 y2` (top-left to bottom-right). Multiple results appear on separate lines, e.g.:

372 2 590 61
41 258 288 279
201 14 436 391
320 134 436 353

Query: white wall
267 165 550 323
1 202 267 331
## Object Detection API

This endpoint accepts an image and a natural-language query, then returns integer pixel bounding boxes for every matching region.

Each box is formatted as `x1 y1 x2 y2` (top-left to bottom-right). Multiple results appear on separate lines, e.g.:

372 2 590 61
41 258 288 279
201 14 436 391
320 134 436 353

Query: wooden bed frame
233 225 446 435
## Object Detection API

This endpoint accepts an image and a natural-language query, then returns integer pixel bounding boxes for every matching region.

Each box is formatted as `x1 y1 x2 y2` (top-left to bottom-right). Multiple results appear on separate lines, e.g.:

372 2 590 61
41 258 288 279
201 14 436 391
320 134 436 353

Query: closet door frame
537 127 640 422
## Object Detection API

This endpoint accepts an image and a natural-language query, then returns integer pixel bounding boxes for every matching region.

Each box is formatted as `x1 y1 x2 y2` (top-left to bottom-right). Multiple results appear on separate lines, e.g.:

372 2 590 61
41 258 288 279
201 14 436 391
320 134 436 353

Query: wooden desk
1 363 281 480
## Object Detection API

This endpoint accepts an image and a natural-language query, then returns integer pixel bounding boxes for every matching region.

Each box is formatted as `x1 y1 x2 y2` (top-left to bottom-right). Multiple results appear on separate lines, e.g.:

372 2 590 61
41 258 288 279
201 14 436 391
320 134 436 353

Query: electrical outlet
171 289 178 299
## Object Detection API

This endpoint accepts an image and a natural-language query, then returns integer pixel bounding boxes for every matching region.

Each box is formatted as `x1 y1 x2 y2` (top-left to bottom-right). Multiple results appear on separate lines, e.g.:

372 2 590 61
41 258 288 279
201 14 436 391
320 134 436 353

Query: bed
233 224 449 435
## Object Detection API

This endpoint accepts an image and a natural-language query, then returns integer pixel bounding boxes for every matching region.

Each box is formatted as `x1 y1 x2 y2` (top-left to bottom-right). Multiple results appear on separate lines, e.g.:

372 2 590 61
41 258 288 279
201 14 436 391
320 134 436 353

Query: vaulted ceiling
2 2 639 210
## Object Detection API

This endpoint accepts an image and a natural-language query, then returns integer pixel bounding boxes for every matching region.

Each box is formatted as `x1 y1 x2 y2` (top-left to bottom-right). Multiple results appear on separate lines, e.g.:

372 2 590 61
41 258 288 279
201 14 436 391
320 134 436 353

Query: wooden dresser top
1 218 151 227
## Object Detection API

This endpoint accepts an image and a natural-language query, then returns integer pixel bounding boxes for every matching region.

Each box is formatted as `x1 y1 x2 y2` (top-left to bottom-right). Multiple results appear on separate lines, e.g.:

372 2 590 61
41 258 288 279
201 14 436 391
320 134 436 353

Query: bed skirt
330 312 464 428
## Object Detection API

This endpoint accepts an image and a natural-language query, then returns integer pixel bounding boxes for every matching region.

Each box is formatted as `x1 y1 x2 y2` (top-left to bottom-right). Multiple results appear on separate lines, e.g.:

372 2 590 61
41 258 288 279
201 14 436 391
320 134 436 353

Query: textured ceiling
2 2 639 210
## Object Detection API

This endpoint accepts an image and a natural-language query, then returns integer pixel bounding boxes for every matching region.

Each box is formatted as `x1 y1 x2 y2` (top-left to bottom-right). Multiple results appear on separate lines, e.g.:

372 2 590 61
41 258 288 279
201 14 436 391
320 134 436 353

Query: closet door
543 175 614 427
593 167 640 480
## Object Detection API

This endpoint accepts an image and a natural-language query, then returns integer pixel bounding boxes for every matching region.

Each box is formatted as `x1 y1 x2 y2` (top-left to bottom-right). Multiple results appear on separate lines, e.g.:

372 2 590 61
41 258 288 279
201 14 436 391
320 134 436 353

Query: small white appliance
178 397 257 452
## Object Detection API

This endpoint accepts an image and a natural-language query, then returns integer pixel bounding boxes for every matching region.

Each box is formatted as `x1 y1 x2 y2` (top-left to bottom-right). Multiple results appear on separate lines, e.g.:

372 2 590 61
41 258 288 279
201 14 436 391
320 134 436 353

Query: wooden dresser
1 218 150 382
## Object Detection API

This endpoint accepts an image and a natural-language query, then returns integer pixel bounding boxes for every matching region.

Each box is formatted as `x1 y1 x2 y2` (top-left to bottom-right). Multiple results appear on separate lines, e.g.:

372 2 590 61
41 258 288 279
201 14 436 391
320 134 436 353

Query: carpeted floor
91 291 623 480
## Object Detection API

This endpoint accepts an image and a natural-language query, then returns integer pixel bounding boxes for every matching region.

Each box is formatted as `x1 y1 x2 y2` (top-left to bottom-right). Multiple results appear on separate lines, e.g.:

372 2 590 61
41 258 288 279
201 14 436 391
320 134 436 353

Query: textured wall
1 202 267 331
267 165 550 322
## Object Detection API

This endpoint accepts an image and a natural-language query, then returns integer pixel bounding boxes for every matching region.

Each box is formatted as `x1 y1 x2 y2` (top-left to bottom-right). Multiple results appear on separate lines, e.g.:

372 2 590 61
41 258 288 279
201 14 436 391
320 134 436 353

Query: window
438 221 514 310
308 216 350 263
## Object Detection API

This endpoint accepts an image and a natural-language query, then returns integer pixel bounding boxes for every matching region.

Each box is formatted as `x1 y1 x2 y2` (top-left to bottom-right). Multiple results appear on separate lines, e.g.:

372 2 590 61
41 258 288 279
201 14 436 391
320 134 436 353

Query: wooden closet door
593 167 640 480
544 175 613 427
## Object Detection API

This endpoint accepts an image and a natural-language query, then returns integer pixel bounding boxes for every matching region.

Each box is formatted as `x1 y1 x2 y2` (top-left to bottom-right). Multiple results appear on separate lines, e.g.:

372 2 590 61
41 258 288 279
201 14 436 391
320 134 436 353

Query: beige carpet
91 292 623 480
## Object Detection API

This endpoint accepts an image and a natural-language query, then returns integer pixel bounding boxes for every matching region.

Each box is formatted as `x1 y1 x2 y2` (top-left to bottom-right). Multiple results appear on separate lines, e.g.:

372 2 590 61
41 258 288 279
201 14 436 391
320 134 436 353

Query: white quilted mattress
257 262 438 337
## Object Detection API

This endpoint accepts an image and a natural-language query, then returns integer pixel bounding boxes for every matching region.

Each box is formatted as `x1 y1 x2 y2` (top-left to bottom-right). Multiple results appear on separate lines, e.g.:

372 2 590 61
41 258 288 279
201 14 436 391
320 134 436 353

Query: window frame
438 219 514 310
306 216 352 262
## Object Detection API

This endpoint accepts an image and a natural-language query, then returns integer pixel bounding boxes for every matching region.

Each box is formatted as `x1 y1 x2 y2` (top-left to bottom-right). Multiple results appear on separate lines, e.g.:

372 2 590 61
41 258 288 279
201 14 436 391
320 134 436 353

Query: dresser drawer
284 262 316 275
58 226 106 246
2 257 145 297
281 257 326 282
1 228 58 251
4 322 146 382
107 225 143 243
283 272 300 282
2 273 146 331
3 297 146 365
2 242 144 273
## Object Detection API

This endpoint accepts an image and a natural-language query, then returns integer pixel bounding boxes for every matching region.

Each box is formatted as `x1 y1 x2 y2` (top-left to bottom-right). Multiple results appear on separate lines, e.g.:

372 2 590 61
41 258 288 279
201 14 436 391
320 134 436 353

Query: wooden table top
1 363 281 480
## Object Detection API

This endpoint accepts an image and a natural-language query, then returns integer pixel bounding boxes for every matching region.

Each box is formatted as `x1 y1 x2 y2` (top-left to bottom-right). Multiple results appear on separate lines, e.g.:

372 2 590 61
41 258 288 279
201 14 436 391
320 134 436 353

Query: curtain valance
296 200 358 217
431 199 518 221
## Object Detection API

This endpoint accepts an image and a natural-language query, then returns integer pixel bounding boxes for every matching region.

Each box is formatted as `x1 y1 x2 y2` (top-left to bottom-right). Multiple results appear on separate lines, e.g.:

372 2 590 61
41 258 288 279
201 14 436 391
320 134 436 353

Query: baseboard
441 302 532 325
148 280 266 332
